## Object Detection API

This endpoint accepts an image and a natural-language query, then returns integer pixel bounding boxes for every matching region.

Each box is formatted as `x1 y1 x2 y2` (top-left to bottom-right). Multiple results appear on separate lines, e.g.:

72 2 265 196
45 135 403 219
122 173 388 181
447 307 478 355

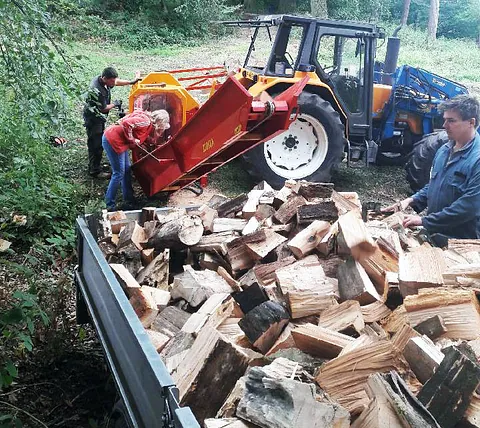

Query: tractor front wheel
242 92 346 189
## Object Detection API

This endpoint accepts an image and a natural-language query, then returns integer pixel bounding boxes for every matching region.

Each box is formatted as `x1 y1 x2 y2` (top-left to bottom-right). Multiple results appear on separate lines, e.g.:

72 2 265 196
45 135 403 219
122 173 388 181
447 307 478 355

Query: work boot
90 171 111 179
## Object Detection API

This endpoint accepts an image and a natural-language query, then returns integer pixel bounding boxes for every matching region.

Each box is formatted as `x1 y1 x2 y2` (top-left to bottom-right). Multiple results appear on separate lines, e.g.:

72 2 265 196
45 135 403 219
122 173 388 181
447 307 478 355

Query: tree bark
310 0 328 18
427 0 440 41
401 0 411 26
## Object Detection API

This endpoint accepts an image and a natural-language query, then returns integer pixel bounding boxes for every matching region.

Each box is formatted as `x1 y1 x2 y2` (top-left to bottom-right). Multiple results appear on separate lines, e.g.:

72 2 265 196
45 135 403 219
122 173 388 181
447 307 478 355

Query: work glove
113 99 122 109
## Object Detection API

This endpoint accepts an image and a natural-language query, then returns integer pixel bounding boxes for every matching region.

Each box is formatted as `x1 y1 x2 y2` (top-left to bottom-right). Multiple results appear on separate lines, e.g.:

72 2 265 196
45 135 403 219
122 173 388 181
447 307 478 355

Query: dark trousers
86 123 105 176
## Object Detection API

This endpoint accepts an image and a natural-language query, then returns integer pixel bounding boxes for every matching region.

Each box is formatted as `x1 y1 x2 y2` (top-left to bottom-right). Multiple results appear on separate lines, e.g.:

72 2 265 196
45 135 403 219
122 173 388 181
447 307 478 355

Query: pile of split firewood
96 179 480 428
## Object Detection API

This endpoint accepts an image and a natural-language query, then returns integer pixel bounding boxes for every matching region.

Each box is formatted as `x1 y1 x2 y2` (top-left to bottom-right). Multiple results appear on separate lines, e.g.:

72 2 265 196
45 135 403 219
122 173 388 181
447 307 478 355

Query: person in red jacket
102 109 170 210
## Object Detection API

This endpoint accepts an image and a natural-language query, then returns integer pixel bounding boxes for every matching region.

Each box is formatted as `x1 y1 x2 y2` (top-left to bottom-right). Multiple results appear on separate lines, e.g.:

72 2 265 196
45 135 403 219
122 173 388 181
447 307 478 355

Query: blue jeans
102 135 134 209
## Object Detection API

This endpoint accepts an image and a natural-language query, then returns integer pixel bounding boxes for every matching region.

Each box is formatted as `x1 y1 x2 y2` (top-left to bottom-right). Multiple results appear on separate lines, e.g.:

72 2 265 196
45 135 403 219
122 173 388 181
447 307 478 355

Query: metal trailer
75 209 200 428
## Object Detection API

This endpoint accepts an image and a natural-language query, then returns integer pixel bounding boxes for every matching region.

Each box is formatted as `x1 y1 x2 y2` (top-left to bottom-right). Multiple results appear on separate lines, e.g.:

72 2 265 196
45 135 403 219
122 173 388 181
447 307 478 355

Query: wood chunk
237 366 350 428
287 220 330 259
197 204 218 233
253 256 296 286
146 329 170 353
140 248 155 265
338 211 377 261
142 220 158 240
418 345 480 428
331 191 362 216
242 189 264 219
226 237 255 274
316 340 409 414
244 229 286 260
191 231 239 255
208 194 229 210
360 301 392 323
318 300 365 334
288 290 338 319
273 195 307 224
171 265 232 308
404 336 445 384
381 305 409 335
316 222 338 256
391 324 421 352
255 204 275 221
398 247 446 296
98 237 116 257
113 243 143 276
352 372 441 428
273 185 293 208
413 315 447 340
448 238 480 254
216 266 241 292
110 218 134 235
117 221 146 251
141 207 157 224
204 418 255 428
292 323 354 358
159 330 195 374
213 218 248 233
404 289 480 340
172 327 251 424
129 288 159 328
149 215 204 249
232 283 269 314
199 252 228 272
107 210 127 222
141 286 170 311
296 201 338 224
242 216 260 235
238 301 290 354
151 306 191 338
109 263 141 295
443 263 480 285
337 257 382 305
156 208 187 225
466 393 480 427
216 194 248 218
135 249 170 289
276 255 325 292
298 181 334 199
265 325 296 356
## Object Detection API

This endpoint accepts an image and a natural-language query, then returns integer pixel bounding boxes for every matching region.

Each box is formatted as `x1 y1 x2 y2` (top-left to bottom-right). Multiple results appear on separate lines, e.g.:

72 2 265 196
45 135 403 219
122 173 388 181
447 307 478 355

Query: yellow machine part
372 84 392 118
128 72 200 129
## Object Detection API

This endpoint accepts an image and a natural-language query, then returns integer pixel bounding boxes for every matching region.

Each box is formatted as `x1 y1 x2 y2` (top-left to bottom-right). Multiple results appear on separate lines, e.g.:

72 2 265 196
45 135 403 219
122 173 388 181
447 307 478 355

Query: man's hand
381 197 414 213
403 214 422 228
113 99 122 108
130 78 142 85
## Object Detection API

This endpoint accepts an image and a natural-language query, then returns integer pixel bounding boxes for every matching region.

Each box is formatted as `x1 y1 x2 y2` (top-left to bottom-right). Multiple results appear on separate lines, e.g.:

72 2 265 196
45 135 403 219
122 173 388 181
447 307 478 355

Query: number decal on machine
202 138 215 153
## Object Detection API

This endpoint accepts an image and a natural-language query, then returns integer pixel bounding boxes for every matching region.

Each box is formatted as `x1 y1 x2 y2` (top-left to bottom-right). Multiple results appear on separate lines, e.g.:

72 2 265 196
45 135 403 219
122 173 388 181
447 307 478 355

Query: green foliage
327 0 393 22
0 291 49 389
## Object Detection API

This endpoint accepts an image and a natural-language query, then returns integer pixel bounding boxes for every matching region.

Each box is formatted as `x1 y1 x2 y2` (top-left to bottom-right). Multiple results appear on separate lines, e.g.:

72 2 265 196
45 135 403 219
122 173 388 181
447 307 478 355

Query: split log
238 301 290 354
98 237 116 257
391 324 420 352
148 215 204 249
141 286 170 311
217 194 248 218
316 340 409 414
448 238 480 254
142 221 158 240
236 365 350 428
140 248 155 265
232 283 269 314
172 326 252 424
197 204 218 233
316 222 338 256
265 325 296 356
287 290 338 319
360 301 392 323
199 252 229 273
216 267 241 292
398 247 446 296
253 256 296 286
331 191 362 216
287 220 330 259
135 249 170 290
318 300 365 335
156 208 187 225
337 257 382 305
129 287 159 328
404 288 480 340
110 218 133 235
298 181 334 199
208 194 229 210
191 231 239 255
146 329 170 353
273 185 293 208
151 306 191 338
171 265 232 308
291 323 355 358
254 204 275 221
296 201 338 225
403 336 444 384
141 207 157 224
242 189 264 219
109 263 141 296
117 221 147 251
273 195 307 224
466 393 480 427
337 211 377 261
412 315 447 340
276 255 328 293
159 330 195 374
204 418 255 428
244 229 286 260
442 263 480 285
352 372 441 428
213 218 248 233
418 344 480 428
241 216 260 235
381 306 409 335
226 237 255 274
114 243 143 276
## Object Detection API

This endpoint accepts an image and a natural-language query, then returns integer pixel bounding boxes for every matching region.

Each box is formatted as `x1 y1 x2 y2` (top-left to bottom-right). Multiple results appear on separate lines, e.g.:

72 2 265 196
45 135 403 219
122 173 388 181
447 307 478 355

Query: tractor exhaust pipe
382 25 401 85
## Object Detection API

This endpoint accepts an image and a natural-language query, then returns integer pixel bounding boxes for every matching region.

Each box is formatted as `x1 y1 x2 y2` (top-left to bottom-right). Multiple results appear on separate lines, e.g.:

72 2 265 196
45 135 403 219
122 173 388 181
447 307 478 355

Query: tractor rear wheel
405 130 449 192
242 92 346 189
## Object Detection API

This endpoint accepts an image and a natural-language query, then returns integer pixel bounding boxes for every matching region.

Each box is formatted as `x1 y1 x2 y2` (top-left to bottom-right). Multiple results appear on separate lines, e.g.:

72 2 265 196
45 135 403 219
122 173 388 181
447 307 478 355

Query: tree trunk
311 0 328 18
427 0 440 41
401 0 411 26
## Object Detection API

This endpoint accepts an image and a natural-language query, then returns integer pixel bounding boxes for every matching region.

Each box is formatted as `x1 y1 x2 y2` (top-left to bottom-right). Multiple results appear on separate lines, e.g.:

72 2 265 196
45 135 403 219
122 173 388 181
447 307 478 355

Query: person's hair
439 95 480 128
151 109 170 130
102 67 119 79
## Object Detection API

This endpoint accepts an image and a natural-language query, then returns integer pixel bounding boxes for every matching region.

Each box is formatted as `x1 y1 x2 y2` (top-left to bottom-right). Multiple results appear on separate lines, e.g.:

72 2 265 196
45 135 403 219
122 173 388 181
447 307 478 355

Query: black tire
405 130 449 192
242 92 346 189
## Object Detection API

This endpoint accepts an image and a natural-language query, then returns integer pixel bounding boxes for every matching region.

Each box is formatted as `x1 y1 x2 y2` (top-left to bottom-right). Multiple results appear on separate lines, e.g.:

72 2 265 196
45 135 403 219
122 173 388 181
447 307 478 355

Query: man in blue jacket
384 95 480 247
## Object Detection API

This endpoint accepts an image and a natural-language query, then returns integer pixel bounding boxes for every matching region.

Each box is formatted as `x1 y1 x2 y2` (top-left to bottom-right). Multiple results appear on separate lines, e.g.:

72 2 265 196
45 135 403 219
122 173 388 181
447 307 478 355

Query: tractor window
317 35 365 113
245 26 279 71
